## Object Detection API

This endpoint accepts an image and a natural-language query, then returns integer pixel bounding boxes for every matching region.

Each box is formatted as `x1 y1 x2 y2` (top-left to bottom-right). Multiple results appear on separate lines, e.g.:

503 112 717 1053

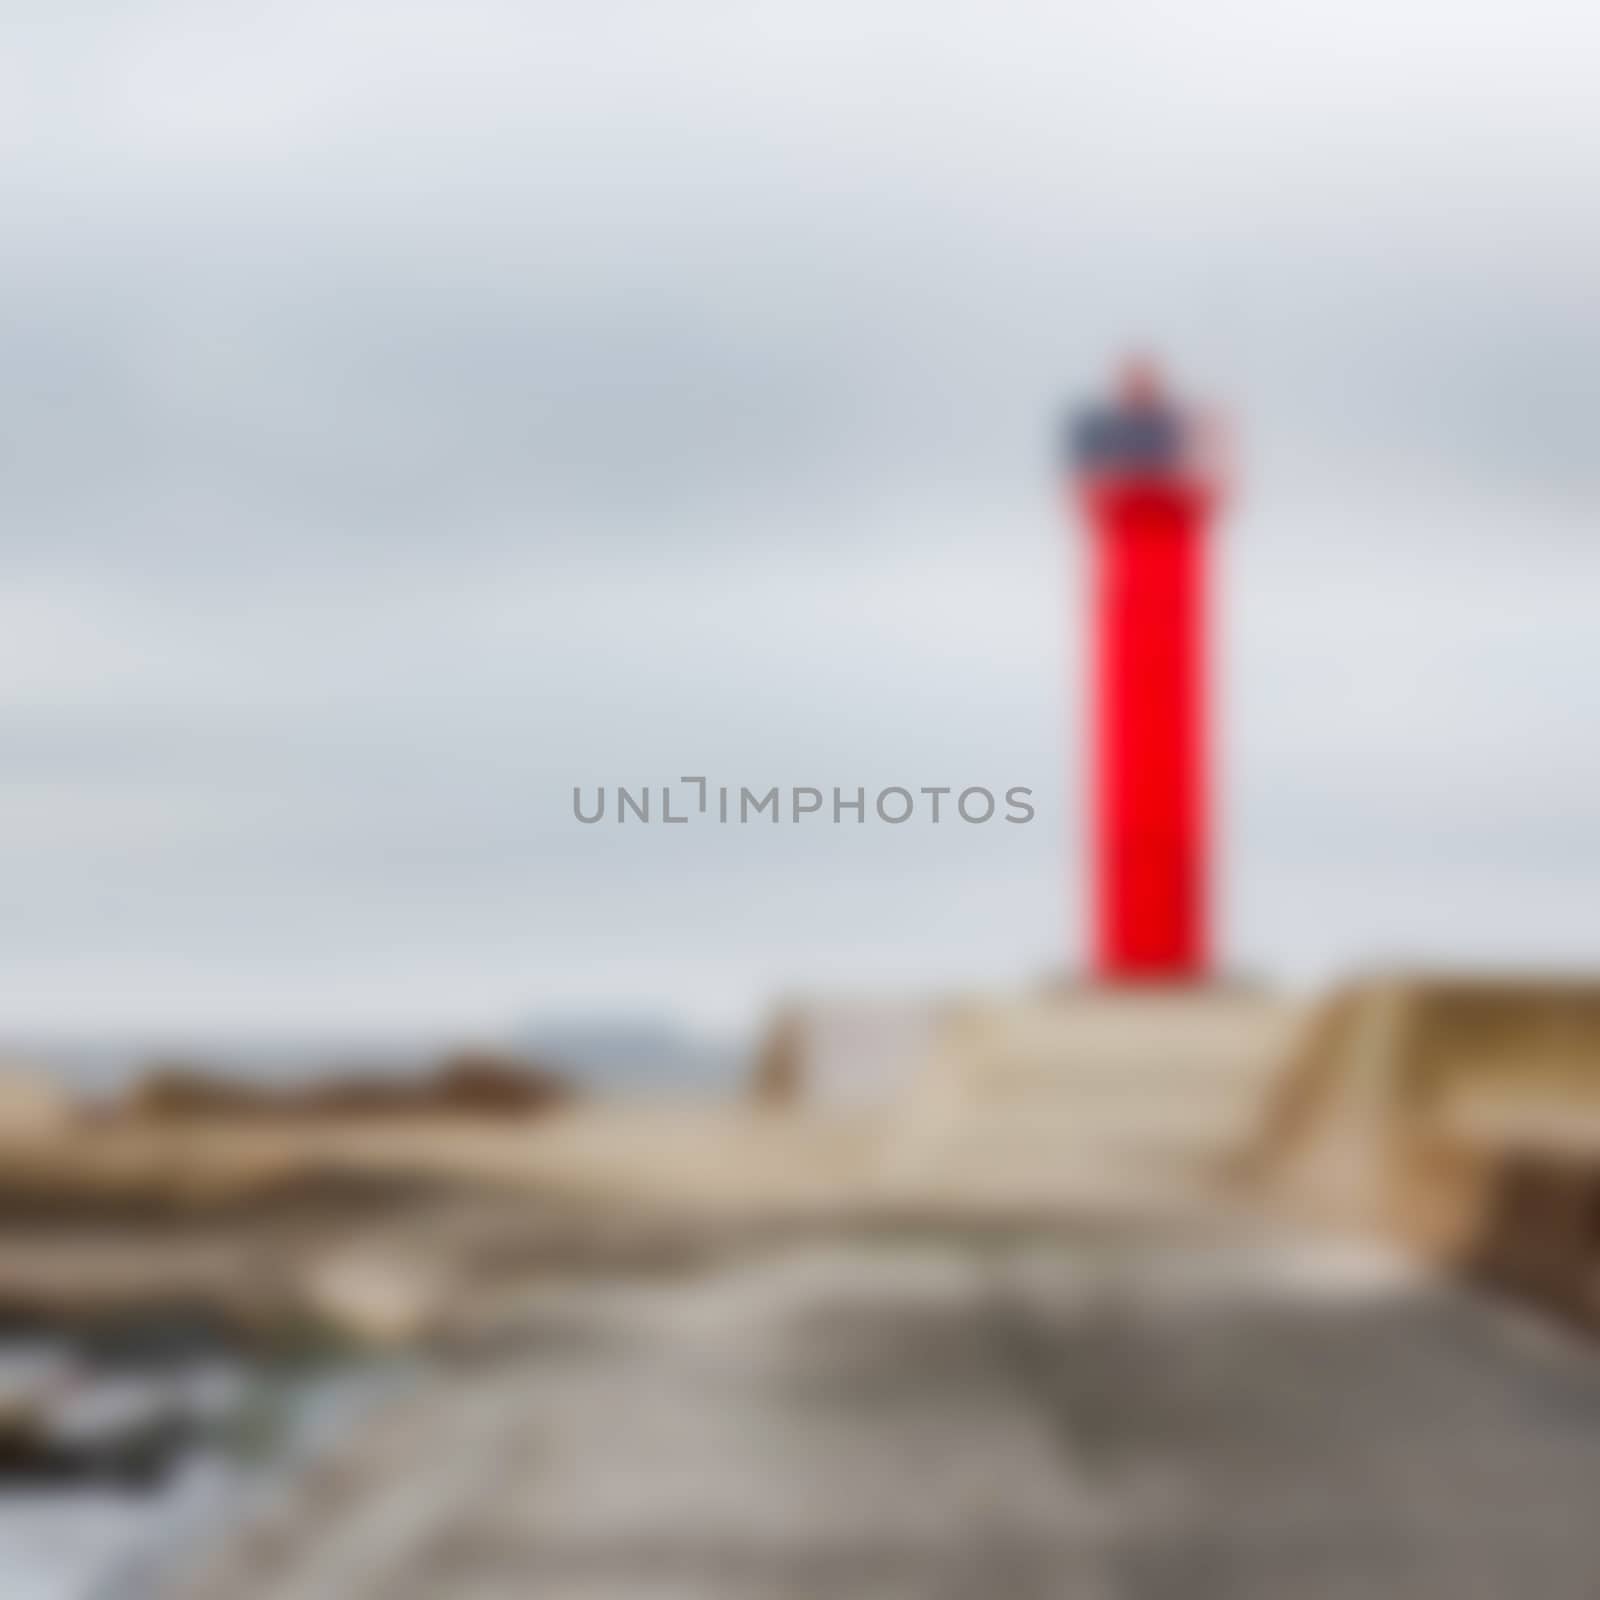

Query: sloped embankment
1244 976 1600 1326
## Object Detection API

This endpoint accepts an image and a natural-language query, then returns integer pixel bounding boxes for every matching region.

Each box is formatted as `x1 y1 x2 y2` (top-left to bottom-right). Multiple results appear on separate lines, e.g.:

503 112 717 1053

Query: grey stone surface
167 1235 1600 1599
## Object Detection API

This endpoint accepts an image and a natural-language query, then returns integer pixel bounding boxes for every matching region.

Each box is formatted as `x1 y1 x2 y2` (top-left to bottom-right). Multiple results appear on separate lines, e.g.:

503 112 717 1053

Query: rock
0 1068 73 1141
300 1250 454 1347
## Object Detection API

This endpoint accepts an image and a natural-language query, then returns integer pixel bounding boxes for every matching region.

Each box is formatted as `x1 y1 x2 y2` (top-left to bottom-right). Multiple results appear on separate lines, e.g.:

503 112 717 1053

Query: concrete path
167 1233 1600 1599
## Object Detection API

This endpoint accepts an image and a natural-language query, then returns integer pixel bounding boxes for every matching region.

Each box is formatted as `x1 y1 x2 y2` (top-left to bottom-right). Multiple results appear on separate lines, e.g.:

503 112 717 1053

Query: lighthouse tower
1068 360 1221 983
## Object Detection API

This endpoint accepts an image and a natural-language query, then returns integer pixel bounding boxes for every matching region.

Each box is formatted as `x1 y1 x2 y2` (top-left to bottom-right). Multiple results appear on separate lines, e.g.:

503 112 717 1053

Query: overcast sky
2 1 1597 1036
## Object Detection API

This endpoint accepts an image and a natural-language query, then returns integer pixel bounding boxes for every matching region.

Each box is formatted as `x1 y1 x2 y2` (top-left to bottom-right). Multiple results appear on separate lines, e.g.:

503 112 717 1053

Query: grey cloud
1 0 1597 1027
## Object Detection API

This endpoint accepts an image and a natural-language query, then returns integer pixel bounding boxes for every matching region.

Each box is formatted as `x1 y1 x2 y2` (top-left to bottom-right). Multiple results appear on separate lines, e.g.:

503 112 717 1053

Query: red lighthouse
1068 360 1221 982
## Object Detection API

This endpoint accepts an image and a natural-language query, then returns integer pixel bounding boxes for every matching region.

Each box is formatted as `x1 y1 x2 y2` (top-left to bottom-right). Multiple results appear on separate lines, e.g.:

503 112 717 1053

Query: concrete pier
164 1230 1600 1600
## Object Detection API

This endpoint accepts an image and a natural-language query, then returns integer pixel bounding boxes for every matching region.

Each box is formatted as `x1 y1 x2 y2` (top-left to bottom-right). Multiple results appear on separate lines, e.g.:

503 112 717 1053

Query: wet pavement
163 1232 1600 1599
